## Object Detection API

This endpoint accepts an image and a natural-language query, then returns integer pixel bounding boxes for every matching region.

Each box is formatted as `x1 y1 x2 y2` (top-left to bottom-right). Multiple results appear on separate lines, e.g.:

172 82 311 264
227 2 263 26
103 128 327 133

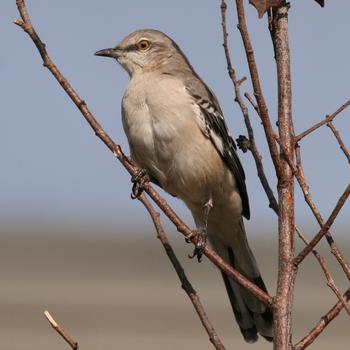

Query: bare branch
226 3 350 334
294 288 350 350
139 195 226 350
221 0 279 214
294 184 350 265
327 121 350 164
235 0 282 175
44 310 79 350
295 98 350 142
294 146 350 280
244 91 260 115
229 7 349 328
246 91 350 322
277 140 350 281
295 228 350 316
279 136 350 281
271 5 296 350
15 0 273 307
247 94 349 321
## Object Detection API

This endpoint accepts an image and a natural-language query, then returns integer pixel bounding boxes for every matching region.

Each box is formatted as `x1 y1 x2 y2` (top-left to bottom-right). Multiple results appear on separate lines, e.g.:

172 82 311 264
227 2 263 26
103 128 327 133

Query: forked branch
294 146 350 280
295 98 350 142
295 228 350 316
294 184 350 265
294 288 350 350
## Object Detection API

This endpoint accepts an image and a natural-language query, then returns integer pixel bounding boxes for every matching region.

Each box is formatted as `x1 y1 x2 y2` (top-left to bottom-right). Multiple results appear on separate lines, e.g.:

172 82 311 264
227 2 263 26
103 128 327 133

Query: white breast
122 72 224 203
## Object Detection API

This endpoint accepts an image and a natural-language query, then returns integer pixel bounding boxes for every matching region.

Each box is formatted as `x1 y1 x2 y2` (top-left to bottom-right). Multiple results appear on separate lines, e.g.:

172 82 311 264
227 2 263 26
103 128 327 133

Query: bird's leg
131 168 150 199
187 197 213 262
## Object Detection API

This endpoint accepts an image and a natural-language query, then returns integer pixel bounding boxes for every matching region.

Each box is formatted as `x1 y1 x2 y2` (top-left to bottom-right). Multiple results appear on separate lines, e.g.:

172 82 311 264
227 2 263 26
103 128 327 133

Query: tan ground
1 226 349 349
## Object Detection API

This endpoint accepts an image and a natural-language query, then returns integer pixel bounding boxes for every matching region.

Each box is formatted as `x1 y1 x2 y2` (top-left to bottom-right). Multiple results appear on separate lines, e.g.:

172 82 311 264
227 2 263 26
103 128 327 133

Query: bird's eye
137 39 151 51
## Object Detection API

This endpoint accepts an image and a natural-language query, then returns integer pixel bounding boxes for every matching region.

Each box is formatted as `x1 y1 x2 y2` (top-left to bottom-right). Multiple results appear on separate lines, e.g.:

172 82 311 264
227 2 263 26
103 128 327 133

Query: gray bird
95 29 273 343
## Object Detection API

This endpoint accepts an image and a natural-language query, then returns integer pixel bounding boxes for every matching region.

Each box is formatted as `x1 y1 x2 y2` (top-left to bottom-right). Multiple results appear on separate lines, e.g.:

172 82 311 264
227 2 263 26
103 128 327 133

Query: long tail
209 222 273 343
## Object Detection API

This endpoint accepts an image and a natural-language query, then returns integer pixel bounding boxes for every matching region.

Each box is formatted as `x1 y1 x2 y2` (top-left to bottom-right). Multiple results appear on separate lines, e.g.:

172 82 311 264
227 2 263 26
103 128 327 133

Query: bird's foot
186 229 207 262
131 168 150 199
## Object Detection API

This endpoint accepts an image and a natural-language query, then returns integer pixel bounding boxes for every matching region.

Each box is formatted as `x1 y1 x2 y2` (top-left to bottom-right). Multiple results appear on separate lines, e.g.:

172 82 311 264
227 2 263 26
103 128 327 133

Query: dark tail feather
225 247 273 342
210 236 273 343
220 269 259 343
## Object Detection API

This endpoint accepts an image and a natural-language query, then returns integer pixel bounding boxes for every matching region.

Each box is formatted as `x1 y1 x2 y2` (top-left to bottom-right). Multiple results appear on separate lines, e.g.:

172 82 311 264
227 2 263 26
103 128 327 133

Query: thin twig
295 98 350 142
238 16 349 322
227 3 349 348
327 121 350 164
244 91 260 115
220 0 279 213
279 137 350 281
294 145 350 280
295 228 350 316
248 91 349 319
44 310 79 350
248 86 350 323
294 288 350 350
247 70 350 325
139 195 226 350
294 184 350 265
235 0 282 176
15 0 273 306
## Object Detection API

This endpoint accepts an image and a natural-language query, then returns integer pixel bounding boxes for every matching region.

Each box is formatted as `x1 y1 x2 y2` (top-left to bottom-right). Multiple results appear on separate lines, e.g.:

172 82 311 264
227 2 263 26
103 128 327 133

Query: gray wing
185 77 250 219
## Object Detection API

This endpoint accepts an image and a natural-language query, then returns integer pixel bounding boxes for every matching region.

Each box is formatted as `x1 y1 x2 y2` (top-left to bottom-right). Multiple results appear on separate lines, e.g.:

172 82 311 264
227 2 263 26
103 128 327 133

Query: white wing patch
210 129 224 154
190 100 210 138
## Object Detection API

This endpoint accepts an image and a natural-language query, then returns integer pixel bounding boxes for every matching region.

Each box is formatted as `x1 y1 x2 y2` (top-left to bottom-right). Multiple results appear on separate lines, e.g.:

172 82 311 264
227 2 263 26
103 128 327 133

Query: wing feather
185 78 250 219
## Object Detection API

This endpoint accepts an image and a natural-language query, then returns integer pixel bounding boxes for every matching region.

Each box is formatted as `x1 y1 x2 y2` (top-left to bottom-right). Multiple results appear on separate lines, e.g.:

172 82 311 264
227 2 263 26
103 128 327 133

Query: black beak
94 48 120 58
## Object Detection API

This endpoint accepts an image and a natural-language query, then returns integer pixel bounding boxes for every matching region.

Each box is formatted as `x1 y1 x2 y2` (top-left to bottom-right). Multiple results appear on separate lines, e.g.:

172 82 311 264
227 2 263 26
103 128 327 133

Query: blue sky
2 1 349 235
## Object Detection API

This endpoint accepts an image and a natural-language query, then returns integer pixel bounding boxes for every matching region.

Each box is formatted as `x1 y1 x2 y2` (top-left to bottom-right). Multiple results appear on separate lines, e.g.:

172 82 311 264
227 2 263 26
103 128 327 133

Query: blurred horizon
1 231 349 349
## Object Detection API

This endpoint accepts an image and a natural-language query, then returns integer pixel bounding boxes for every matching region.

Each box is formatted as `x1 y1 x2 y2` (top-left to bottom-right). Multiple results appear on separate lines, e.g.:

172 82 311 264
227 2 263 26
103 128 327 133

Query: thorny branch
44 311 79 350
139 195 225 350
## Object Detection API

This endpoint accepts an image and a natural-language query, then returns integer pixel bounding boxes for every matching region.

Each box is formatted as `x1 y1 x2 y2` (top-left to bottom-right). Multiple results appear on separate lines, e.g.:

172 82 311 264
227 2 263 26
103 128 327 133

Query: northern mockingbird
95 29 273 343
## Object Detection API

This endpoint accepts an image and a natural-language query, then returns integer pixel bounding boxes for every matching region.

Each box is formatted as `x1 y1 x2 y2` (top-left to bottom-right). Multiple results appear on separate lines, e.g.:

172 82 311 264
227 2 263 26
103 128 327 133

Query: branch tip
44 310 58 327
14 19 24 26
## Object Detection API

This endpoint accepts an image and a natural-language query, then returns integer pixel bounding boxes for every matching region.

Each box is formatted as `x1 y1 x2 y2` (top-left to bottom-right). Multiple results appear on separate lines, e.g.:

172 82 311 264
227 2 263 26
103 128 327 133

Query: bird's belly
125 110 224 203
161 133 224 202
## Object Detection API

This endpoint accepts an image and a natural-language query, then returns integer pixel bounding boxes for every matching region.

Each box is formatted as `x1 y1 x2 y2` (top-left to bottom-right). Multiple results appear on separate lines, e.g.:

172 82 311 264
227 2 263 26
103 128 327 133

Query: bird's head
95 29 185 76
